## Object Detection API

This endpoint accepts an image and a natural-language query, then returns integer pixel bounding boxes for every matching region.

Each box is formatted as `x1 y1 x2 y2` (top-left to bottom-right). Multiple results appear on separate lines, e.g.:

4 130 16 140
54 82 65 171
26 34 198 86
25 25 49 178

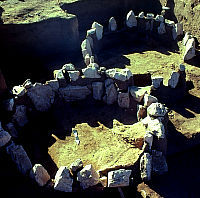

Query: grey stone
107 169 132 187
12 85 26 97
68 71 80 81
59 85 91 102
175 23 183 36
82 66 101 78
183 38 196 61
89 63 99 69
62 63 75 71
109 17 117 32
70 159 83 172
6 143 32 175
158 22 166 34
147 102 167 117
144 132 153 150
92 82 104 101
45 80 59 92
105 83 118 105
183 32 192 46
129 86 152 102
168 71 180 88
126 10 137 28
118 92 130 108
140 153 152 181
91 22 103 40
172 25 177 40
165 19 175 26
105 68 133 81
151 76 163 88
54 166 73 192
6 122 18 138
146 13 154 20
179 64 185 72
27 83 55 112
138 12 145 18
0 130 11 147
155 15 164 22
84 54 90 66
12 105 28 127
77 164 99 189
81 39 92 57
90 56 95 64
87 36 94 49
30 164 50 186
105 78 114 88
144 94 158 107
87 28 96 39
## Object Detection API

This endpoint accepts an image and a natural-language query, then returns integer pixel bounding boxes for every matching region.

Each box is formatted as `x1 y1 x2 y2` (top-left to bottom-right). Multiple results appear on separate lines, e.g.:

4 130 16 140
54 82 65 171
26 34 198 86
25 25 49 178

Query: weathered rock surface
6 143 32 175
82 66 101 78
129 86 152 102
27 83 55 112
107 169 132 187
168 71 180 88
126 10 137 28
140 153 152 181
92 82 104 101
91 22 103 40
12 105 28 127
84 54 91 66
70 159 83 173
118 92 130 108
108 17 117 32
147 102 167 117
144 94 158 107
77 164 100 189
59 85 91 102
155 15 164 22
175 23 183 36
54 166 73 192
30 164 50 186
183 37 196 61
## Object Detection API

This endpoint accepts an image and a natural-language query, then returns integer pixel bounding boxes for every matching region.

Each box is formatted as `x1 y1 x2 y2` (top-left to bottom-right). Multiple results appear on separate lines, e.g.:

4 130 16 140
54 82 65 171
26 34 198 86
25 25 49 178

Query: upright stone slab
158 22 166 34
81 39 92 57
92 82 104 101
109 17 117 32
140 153 152 181
77 164 99 189
6 143 32 175
107 169 132 187
54 166 73 192
168 71 180 88
118 92 130 108
6 122 18 138
155 15 164 22
183 38 196 61
92 22 103 40
12 105 28 127
104 83 118 105
126 10 137 28
151 76 163 88
30 164 50 186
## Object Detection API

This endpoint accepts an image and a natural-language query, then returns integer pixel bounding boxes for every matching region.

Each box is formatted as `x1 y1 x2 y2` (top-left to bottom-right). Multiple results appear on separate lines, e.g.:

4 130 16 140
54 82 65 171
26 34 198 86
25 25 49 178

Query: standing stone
81 39 92 57
104 83 118 105
183 38 196 61
158 22 166 34
77 164 99 189
129 86 152 102
183 32 192 46
30 164 50 186
118 92 130 108
151 76 163 89
140 153 152 181
84 54 90 66
6 143 32 175
82 66 101 78
107 169 132 187
92 82 104 101
168 71 180 88
172 25 177 40
146 13 154 20
147 102 167 117
92 22 103 40
126 10 137 28
138 12 145 18
68 71 80 82
147 119 165 139
12 105 28 127
87 36 94 49
54 166 73 192
155 15 164 22
179 64 185 72
0 130 11 147
144 94 158 107
109 17 117 32
90 56 95 64
70 159 83 173
27 83 55 112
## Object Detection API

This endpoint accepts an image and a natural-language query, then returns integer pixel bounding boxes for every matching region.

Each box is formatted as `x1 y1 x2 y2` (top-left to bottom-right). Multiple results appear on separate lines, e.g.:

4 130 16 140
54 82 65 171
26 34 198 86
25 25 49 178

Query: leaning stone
137 105 147 121
92 82 104 101
62 63 75 71
147 119 165 139
151 76 163 89
144 94 158 107
105 83 118 105
155 15 164 22
158 22 166 34
152 150 168 175
0 130 11 147
140 153 152 181
183 38 196 61
59 85 91 102
45 80 59 92
12 105 28 127
68 71 80 82
82 66 101 78
30 164 50 186
84 54 90 66
12 85 26 97
92 22 103 41
129 86 152 102
27 83 55 112
54 166 73 192
81 39 92 57
6 143 32 175
118 92 130 108
70 159 83 173
183 32 192 46
168 71 180 88
126 10 137 28
107 169 132 187
147 102 167 117
138 11 145 18
5 122 18 138
109 17 117 32
77 164 100 189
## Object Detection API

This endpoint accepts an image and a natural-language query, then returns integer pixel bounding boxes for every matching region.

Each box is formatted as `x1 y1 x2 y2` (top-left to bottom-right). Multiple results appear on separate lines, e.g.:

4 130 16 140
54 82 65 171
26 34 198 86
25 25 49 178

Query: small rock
144 94 158 107
129 86 152 102
183 38 196 61
12 105 28 127
0 130 11 147
147 102 167 117
12 85 26 97
109 17 117 32
68 71 80 82
118 92 130 108
126 10 137 28
70 159 83 173
107 169 132 187
151 76 163 89
30 164 50 186
92 82 104 101
54 166 73 192
105 83 118 105
168 71 180 88
77 164 100 189
82 66 101 78
140 153 152 181
92 22 103 40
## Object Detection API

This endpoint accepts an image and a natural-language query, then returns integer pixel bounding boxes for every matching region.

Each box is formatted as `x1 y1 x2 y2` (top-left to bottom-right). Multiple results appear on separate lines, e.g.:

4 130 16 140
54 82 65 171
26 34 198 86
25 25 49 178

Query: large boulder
59 85 91 102
82 66 101 78
140 153 152 181
6 143 32 175
108 17 117 32
54 166 73 192
27 83 55 112
77 164 100 189
92 82 104 101
12 105 28 127
118 92 130 108
91 22 103 40
147 102 167 117
30 164 50 186
126 10 137 28
107 169 132 187
183 37 196 61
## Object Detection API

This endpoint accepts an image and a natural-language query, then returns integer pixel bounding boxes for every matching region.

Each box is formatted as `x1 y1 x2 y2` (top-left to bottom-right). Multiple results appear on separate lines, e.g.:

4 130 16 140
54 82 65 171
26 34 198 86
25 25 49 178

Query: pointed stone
109 17 117 32
92 22 103 40
126 10 137 28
